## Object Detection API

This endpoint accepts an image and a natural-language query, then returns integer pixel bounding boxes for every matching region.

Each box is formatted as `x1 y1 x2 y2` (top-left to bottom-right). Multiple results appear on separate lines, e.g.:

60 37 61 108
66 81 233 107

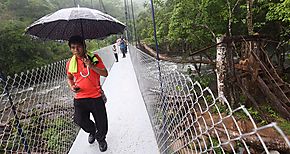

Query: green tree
136 0 289 58
0 20 69 75
266 0 290 44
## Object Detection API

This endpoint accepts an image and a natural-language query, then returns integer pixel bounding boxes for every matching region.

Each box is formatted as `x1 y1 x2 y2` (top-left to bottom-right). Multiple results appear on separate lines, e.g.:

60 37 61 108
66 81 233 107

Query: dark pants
73 97 108 141
124 46 128 53
114 53 118 62
120 48 126 57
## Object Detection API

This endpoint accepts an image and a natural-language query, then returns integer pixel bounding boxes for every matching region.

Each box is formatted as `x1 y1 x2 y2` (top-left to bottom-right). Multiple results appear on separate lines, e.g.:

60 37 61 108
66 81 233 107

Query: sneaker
98 140 107 152
88 133 95 144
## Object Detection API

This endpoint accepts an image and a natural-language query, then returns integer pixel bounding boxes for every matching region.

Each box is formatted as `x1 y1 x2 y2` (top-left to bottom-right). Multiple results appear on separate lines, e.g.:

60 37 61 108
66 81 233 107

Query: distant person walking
119 38 127 58
112 44 118 62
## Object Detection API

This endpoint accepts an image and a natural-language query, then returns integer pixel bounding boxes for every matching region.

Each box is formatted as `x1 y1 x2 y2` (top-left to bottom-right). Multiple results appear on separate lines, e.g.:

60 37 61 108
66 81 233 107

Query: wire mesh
0 60 77 154
0 45 115 154
129 45 290 154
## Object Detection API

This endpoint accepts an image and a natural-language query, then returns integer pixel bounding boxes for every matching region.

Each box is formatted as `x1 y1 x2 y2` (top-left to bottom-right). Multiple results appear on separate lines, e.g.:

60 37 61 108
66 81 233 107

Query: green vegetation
192 74 215 89
0 20 70 75
234 104 290 135
0 125 22 152
278 119 290 135
0 113 77 153
210 138 223 154
42 117 75 152
136 0 289 58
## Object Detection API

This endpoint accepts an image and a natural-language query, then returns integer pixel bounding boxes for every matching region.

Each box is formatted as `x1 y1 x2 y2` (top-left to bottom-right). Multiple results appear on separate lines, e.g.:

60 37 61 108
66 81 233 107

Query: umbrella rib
60 21 69 40
32 22 52 38
80 19 84 39
43 21 62 41
109 21 119 35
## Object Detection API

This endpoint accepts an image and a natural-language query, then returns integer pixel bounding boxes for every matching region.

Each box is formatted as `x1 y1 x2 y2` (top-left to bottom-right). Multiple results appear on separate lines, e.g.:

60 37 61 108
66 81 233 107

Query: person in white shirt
112 44 118 62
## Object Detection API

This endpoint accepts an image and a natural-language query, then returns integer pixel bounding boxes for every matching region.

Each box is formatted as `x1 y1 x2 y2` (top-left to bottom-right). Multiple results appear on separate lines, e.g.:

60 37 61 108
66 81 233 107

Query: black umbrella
25 6 126 40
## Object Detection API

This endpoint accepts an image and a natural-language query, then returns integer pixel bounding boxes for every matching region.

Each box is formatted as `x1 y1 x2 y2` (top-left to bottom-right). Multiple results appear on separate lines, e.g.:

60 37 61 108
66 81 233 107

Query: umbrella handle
80 66 90 78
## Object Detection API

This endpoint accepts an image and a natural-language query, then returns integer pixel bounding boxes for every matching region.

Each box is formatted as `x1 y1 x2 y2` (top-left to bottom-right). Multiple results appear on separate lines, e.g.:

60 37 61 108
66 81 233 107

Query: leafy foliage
136 0 289 57
42 118 75 152
267 0 290 22
0 20 70 75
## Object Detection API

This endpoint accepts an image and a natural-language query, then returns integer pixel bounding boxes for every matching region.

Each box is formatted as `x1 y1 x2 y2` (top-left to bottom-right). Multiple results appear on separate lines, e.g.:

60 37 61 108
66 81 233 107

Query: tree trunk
226 0 242 36
226 42 236 106
226 0 233 36
247 0 254 35
216 36 227 102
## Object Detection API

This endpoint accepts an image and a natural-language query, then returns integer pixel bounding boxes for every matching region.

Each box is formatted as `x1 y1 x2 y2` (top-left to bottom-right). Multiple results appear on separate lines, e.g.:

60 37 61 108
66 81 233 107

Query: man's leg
74 98 97 143
114 53 118 62
121 48 126 58
124 46 127 54
91 98 108 141
91 98 108 151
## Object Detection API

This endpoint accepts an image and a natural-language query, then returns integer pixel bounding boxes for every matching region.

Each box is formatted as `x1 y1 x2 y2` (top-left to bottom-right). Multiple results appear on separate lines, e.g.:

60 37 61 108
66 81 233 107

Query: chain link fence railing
129 45 290 154
0 59 77 154
0 45 115 154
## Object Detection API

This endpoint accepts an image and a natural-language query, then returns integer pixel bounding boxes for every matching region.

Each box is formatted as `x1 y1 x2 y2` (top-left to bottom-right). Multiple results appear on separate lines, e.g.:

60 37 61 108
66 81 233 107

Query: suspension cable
74 0 76 6
99 0 107 13
124 0 129 40
149 0 161 61
149 0 167 150
126 0 132 42
130 0 137 45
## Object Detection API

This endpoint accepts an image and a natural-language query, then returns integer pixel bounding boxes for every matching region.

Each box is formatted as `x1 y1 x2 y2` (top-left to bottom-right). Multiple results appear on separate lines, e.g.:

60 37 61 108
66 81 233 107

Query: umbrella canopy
25 7 126 40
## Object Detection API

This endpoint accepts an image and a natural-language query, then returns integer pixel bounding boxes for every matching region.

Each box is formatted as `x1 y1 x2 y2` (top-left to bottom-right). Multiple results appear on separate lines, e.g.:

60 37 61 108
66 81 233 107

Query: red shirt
66 54 105 99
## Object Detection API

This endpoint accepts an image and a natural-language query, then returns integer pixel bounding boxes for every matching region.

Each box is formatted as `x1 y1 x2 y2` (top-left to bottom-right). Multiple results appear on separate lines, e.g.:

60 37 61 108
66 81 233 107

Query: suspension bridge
1 0 290 153
0 44 290 154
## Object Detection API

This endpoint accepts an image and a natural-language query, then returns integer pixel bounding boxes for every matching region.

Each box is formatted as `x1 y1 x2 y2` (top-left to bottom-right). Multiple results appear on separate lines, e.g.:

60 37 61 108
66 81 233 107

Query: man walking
119 38 126 58
66 35 108 152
